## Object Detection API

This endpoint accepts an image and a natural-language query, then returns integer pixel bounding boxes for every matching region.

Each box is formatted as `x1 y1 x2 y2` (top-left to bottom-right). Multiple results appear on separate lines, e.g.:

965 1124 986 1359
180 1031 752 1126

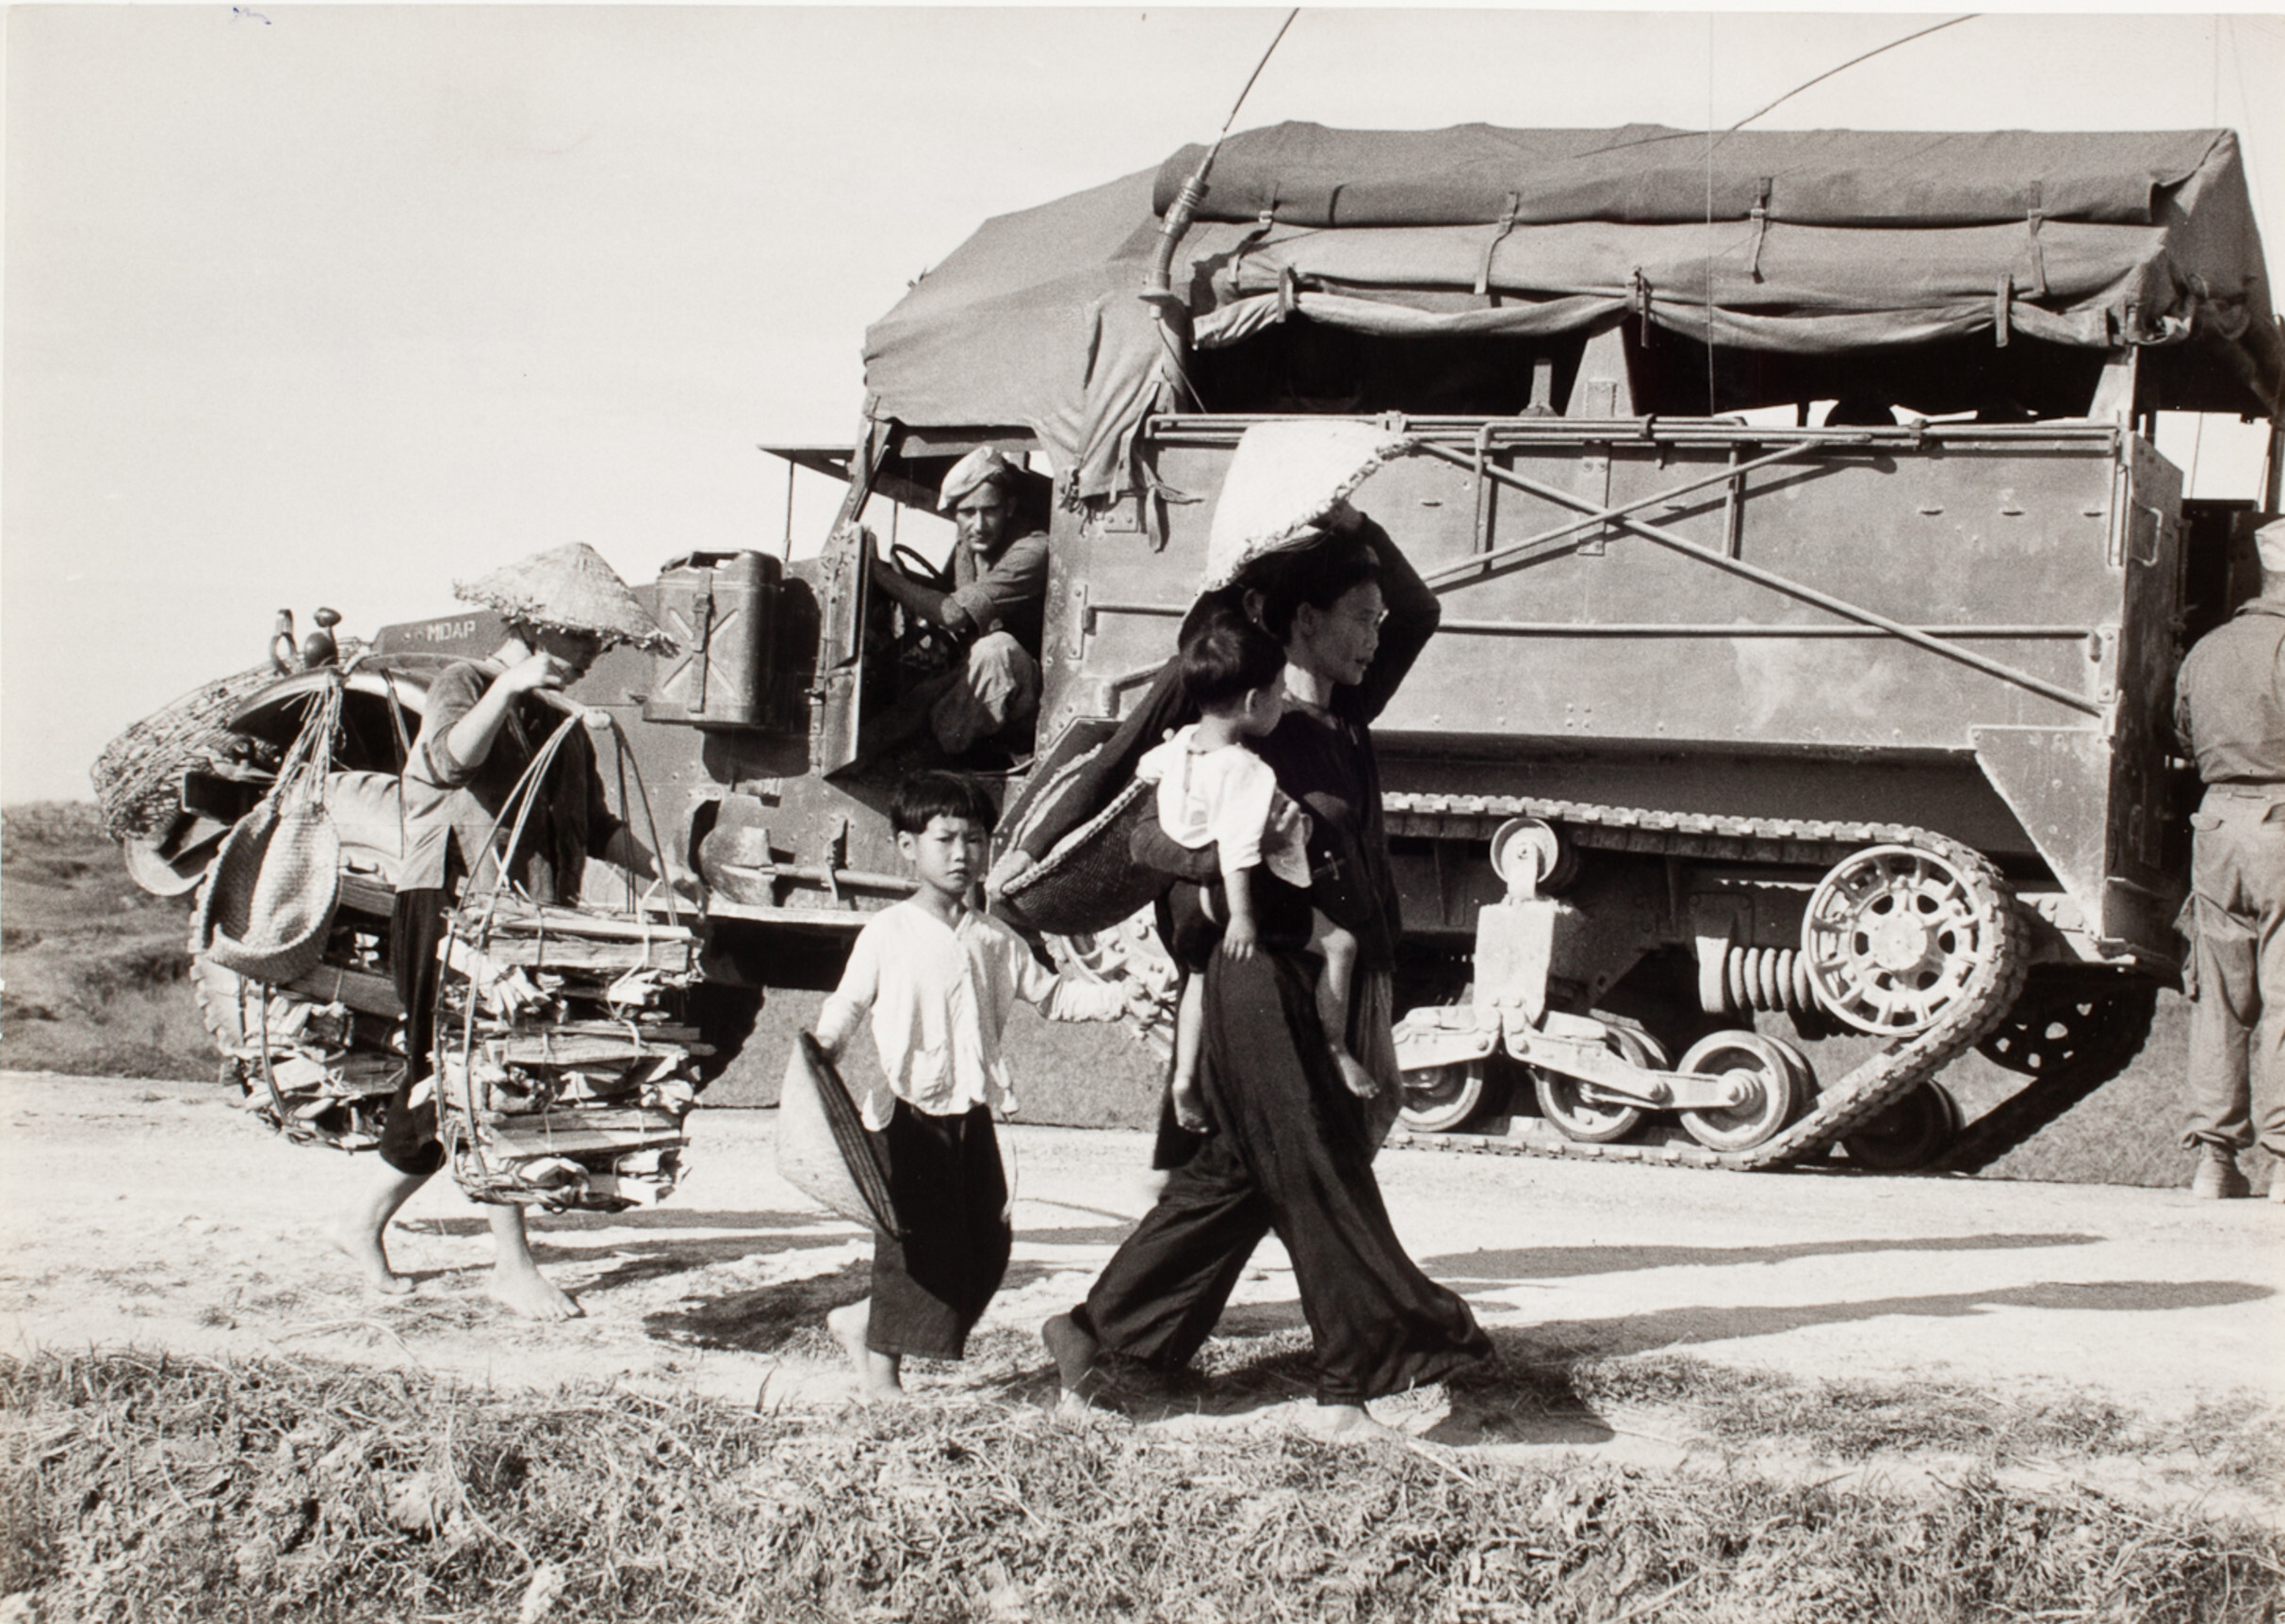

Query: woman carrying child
1025 429 1490 1439
1135 608 1375 1134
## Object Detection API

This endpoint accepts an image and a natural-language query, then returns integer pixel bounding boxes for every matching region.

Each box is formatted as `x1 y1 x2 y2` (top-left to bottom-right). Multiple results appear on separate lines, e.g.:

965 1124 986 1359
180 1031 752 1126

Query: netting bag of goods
433 705 706 1213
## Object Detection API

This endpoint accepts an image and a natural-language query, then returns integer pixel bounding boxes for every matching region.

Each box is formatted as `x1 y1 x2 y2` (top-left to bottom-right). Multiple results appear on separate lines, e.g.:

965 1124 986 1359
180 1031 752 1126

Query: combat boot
2191 1145 2251 1200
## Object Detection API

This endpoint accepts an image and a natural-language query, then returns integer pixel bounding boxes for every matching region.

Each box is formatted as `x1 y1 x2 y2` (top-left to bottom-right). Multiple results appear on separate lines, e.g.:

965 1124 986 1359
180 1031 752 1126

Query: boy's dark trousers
866 1100 1011 1359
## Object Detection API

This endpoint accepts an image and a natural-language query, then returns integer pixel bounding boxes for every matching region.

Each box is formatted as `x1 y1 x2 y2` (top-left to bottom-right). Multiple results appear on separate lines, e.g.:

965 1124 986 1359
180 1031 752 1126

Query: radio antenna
1143 8 1300 305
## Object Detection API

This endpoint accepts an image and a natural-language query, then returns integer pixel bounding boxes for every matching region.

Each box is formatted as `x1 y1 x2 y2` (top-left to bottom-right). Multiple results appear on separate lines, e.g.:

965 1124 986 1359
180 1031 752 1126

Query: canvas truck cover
862 123 2281 501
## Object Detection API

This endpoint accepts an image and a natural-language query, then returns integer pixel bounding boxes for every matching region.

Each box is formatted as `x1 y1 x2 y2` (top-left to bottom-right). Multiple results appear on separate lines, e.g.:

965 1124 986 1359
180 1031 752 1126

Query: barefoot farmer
331 543 691 1319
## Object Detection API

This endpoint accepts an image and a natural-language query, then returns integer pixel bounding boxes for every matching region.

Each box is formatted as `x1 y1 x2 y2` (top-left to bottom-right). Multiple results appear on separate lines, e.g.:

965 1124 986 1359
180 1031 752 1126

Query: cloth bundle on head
455 543 671 652
1200 421 1415 593
2257 516 2285 575
939 447 1018 512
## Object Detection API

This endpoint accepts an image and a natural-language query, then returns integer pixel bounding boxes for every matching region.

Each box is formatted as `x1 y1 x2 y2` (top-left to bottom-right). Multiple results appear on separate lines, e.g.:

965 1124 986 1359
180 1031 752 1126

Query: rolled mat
995 777 1167 938
778 1033 902 1238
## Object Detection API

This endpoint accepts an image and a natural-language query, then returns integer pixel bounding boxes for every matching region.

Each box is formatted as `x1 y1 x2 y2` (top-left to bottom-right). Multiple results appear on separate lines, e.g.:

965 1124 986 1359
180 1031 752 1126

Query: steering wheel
888 541 955 597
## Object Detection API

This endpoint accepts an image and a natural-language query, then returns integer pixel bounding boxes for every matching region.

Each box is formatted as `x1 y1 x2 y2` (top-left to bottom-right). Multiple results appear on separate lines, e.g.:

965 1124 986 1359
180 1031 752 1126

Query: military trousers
2182 785 2285 1156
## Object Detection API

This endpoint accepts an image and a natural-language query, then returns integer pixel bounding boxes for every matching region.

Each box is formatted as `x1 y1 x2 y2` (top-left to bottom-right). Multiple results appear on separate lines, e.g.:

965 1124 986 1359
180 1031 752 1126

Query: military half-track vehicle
116 123 2281 1173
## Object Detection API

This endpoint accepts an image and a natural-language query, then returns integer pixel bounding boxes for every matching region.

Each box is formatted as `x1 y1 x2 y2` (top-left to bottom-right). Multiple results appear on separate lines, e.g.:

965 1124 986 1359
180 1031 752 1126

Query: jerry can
645 551 780 726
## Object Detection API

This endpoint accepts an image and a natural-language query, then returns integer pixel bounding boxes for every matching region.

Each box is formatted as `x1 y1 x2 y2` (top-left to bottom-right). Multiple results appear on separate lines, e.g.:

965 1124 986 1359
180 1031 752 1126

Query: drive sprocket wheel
1938 974 2160 1174
1802 840 2016 1037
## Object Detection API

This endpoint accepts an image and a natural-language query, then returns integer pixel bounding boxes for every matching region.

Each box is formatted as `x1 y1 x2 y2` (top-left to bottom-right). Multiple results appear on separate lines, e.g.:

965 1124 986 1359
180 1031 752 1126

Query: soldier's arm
866 549 967 633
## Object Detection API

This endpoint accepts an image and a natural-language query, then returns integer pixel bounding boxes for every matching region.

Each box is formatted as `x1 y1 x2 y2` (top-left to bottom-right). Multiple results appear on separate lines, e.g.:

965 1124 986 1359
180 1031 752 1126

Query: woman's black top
1011 516 1439 971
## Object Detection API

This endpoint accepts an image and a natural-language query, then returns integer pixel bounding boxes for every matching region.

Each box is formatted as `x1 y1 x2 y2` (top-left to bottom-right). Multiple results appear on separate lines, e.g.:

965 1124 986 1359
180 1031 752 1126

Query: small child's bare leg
827 1299 906 1402
1170 975 1210 1133
1311 915 1379 1100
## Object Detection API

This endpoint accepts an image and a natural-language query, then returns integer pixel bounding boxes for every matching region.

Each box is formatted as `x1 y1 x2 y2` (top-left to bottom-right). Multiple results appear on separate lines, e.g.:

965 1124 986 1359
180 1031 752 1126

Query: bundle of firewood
213 875 404 1151
433 895 705 1213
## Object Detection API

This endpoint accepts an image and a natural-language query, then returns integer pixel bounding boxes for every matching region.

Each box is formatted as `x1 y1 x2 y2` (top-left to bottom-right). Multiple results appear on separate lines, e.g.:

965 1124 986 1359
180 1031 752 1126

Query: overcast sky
7 5 2282 804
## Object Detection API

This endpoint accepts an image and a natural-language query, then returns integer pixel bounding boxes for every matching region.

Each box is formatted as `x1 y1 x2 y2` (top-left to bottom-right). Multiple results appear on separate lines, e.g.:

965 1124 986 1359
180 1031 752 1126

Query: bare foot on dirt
1293 1403 1403 1444
829 1302 906 1403
326 1221 415 1297
486 1261 581 1321
1042 1311 1102 1407
1331 1047 1380 1100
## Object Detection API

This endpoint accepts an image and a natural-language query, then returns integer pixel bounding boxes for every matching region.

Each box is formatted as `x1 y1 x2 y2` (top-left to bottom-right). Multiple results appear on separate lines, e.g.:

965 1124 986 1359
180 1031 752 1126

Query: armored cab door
813 419 893 776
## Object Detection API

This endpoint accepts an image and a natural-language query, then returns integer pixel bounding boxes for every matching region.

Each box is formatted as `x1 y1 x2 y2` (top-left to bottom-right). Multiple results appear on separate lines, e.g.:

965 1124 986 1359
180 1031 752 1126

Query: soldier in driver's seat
861 447 1049 762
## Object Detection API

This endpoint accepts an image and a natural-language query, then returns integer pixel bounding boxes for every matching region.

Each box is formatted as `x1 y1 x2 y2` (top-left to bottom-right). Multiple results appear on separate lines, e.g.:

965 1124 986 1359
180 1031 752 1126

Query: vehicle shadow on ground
1416 1231 2102 1285
1514 1276 2274 1365
394 1209 871 1294
521 1215 1134 1295
641 1257 1091 1355
992 1274 2276 1446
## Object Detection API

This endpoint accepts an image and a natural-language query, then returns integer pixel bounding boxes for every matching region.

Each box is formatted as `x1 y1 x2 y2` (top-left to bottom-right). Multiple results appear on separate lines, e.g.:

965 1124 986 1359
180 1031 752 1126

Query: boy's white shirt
1135 724 1313 888
814 899 1125 1129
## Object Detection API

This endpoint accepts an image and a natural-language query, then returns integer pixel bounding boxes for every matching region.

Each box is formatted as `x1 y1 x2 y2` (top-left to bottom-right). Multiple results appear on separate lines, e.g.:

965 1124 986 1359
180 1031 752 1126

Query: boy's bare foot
1042 1312 1102 1405
1331 1047 1380 1100
486 1259 581 1321
326 1220 415 1297
1294 1402 1403 1444
1170 1080 1211 1135
828 1302 906 1402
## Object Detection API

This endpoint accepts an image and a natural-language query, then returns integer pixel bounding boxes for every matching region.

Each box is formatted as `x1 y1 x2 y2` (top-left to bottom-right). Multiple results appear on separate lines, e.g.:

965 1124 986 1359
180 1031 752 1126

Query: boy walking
812 771 1129 1399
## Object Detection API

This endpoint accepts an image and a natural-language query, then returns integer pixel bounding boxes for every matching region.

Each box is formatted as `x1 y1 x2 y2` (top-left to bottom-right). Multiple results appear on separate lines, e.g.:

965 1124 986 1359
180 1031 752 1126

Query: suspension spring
1710 944 1820 1017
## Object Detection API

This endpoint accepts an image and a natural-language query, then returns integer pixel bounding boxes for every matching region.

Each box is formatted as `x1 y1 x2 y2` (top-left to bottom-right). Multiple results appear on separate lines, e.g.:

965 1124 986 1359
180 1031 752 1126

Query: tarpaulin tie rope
1630 268 1654 346
1993 271 2012 349
1227 188 1282 289
1474 192 1520 299
2024 210 2048 299
1746 179 1772 284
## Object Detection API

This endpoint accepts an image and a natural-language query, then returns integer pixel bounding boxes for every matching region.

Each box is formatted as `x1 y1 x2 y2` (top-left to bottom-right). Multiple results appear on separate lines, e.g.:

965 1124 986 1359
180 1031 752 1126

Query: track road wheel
1399 1059 1490 1133
1534 1027 1668 1145
1802 839 2015 1037
1675 1031 1804 1152
1840 1081 1961 1171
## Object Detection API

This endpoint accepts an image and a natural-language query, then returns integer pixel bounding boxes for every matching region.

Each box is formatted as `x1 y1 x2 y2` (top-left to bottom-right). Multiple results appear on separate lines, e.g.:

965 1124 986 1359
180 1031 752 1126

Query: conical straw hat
1200 421 1415 593
455 543 671 652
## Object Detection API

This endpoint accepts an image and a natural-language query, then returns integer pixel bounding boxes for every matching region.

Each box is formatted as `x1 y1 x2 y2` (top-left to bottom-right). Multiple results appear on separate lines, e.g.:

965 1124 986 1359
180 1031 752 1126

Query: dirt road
4 1071 2277 1510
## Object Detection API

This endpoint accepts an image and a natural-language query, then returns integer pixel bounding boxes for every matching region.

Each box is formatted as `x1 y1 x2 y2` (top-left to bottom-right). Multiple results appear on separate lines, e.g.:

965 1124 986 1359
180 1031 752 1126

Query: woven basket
191 682 343 985
776 1033 902 1236
194 799 343 983
90 663 279 841
996 776 1168 937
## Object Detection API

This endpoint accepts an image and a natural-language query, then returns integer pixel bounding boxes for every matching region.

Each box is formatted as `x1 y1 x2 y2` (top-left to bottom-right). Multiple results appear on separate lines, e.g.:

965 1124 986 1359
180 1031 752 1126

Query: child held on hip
1135 607 1372 1135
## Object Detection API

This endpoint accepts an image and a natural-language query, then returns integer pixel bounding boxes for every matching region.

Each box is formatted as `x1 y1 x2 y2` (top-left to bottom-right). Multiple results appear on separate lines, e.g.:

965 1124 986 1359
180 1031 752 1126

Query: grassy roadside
0 804 213 1082
3 1351 2276 1624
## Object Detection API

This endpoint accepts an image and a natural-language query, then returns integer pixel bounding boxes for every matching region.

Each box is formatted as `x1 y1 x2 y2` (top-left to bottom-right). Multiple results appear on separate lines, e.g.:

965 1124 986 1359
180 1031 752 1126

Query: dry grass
2 1350 2277 1623
1544 1354 2281 1484
1 804 215 1081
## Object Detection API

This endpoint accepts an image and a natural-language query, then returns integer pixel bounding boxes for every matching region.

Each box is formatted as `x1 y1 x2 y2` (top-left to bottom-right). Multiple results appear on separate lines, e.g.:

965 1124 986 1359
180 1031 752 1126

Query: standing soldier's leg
2185 811 2258 1198
2246 805 2285 1196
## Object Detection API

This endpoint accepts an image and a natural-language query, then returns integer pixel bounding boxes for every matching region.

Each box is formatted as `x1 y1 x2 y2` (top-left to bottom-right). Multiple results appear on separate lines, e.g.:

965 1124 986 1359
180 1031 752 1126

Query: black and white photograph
4 5 2282 1617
